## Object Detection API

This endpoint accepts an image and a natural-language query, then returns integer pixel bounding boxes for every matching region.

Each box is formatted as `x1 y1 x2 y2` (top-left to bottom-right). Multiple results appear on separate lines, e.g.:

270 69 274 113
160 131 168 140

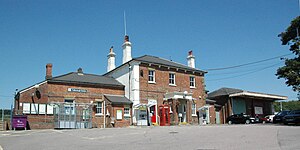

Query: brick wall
17 82 126 129
139 63 206 124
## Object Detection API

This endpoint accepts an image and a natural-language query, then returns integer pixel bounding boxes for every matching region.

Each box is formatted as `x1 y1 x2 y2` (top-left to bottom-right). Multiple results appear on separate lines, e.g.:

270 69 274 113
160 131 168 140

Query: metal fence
0 109 11 121
1 109 11 130
53 102 93 129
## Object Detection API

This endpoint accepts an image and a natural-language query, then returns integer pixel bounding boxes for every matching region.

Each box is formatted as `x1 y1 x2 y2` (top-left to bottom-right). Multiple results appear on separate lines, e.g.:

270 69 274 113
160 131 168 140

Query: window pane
96 102 102 114
148 70 155 82
190 76 195 87
169 73 175 84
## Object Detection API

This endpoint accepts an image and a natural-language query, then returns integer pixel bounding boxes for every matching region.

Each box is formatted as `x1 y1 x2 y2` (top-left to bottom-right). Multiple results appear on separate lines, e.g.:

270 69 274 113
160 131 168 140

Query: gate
53 102 92 129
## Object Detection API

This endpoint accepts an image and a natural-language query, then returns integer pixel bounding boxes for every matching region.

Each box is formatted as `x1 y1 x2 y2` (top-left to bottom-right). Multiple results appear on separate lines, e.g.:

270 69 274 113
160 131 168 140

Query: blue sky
0 0 299 109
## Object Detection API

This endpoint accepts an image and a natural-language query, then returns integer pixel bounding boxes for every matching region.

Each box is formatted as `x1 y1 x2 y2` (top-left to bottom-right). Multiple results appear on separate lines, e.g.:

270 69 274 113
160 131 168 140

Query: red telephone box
159 105 170 126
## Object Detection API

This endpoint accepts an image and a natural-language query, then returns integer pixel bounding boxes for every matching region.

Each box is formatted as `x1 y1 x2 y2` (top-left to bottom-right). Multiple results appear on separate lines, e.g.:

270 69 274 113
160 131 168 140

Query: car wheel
228 120 232 125
245 120 250 124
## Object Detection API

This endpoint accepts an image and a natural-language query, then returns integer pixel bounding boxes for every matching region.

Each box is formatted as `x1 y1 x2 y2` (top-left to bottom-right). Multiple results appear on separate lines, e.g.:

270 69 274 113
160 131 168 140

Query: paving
0 124 299 150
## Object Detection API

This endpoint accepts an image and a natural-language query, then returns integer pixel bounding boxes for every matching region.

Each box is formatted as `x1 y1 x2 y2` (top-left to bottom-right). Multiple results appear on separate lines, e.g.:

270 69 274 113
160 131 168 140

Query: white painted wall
107 61 140 105
130 61 140 105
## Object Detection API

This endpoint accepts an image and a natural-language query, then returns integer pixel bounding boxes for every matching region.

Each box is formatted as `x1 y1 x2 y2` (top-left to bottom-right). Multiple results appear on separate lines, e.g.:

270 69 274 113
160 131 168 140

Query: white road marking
0 144 3 150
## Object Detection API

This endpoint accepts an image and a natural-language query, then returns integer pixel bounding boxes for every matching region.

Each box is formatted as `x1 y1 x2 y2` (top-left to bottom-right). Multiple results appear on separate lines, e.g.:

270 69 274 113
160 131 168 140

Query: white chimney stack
187 50 195 68
122 35 132 64
107 46 116 72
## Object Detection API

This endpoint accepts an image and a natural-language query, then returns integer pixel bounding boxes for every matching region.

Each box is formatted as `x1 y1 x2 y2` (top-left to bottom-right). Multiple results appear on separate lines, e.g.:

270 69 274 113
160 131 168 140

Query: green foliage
277 16 300 99
274 100 300 112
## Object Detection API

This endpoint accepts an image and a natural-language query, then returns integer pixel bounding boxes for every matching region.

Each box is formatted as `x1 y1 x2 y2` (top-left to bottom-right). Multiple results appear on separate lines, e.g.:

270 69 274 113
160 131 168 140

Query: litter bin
12 115 27 130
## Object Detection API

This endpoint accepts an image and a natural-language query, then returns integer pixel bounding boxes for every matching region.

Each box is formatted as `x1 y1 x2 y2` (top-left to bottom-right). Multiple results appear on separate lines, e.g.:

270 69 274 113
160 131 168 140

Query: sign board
254 107 263 115
31 104 38 114
23 103 30 114
116 109 123 120
47 104 54 115
148 99 157 105
39 104 46 114
68 88 87 93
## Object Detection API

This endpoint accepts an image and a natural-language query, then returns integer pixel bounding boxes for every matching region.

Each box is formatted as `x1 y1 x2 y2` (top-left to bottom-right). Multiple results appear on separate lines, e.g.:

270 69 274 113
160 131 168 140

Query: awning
104 95 133 105
198 105 211 111
164 91 193 100
229 91 288 100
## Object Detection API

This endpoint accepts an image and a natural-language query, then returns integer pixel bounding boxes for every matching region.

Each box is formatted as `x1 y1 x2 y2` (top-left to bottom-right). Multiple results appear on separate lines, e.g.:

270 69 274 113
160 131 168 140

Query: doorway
178 100 187 123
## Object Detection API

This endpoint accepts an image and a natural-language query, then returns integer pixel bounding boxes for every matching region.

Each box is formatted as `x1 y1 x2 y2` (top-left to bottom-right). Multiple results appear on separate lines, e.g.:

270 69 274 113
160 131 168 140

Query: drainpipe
103 95 106 128
128 63 131 100
104 100 106 128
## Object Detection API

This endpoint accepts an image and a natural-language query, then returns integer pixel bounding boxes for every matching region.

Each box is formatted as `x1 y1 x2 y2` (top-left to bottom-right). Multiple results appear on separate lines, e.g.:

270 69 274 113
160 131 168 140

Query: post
280 101 283 112
1 108 4 122
104 100 106 128
10 104 13 130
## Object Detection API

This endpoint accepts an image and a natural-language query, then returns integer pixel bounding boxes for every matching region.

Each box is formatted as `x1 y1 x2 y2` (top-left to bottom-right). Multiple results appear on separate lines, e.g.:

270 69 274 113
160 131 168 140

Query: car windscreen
277 111 289 116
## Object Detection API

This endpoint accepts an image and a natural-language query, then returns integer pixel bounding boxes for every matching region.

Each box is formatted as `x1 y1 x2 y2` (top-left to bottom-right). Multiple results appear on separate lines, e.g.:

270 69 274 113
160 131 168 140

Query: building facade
14 65 132 129
105 36 207 125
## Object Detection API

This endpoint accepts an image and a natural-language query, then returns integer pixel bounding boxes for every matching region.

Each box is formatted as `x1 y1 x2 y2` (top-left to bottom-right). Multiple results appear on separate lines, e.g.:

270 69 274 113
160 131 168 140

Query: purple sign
12 115 27 129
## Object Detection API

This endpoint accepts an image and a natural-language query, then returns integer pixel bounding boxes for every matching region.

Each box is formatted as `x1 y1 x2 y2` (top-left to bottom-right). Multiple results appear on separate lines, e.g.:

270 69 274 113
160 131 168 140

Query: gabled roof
208 87 287 100
48 72 124 87
104 95 132 105
104 55 207 76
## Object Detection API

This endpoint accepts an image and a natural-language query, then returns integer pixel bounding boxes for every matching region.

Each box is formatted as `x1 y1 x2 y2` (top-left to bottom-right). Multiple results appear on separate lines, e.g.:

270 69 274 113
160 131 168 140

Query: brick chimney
122 35 132 64
187 50 195 68
45 63 53 80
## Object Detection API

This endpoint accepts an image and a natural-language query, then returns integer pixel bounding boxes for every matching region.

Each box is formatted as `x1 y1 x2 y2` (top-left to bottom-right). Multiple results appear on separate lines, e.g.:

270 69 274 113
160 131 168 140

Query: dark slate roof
104 95 133 105
134 55 206 73
48 72 124 87
208 87 243 99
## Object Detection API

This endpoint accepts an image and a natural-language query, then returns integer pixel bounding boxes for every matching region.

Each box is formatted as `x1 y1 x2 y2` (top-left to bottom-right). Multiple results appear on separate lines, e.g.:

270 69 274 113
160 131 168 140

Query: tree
274 101 300 112
277 16 300 99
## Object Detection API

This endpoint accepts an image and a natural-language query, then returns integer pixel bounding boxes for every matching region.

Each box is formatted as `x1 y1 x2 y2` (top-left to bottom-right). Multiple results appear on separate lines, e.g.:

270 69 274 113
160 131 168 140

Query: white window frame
148 69 155 83
169 73 176 86
192 103 197 116
124 107 130 117
190 76 196 88
96 101 103 115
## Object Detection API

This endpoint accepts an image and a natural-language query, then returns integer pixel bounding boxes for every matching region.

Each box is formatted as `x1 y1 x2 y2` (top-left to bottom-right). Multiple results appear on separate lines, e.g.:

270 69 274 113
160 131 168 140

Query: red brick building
14 64 132 129
105 43 207 125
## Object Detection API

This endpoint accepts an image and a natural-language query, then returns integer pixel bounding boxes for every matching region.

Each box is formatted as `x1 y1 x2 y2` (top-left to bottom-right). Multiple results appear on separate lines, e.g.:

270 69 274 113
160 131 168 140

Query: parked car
265 115 275 123
283 110 300 125
252 115 268 123
226 114 253 124
273 110 290 123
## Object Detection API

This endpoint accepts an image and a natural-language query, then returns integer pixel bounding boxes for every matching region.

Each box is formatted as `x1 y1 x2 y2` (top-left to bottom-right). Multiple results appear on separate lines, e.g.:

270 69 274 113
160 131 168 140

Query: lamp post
11 89 18 130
